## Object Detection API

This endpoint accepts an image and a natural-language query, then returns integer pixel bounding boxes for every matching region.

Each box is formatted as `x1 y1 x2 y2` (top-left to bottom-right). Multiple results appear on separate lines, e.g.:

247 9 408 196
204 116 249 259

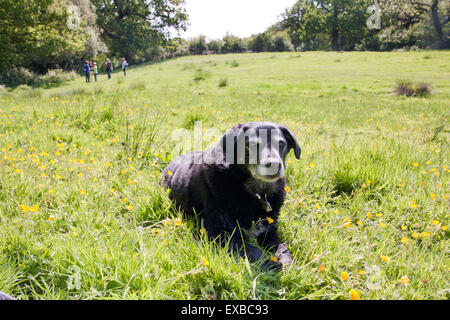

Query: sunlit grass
0 51 448 300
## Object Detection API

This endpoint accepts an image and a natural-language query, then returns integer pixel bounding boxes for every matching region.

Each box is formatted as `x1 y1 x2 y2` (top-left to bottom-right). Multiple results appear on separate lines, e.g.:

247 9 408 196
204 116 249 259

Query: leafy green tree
188 35 207 55
207 39 224 54
92 0 188 62
0 0 87 75
379 0 449 49
283 0 371 51
221 34 247 53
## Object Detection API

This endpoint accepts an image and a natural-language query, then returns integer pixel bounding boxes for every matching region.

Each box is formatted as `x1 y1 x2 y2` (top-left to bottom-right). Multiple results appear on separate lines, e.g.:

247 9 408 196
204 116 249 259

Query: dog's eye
278 140 286 149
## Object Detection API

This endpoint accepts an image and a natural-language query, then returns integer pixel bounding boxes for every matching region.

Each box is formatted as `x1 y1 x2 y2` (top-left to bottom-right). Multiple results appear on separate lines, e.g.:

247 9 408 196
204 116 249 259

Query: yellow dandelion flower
412 232 419 238
318 264 326 272
380 255 390 262
401 225 408 231
430 193 436 200
432 220 440 225
174 218 182 226
267 217 274 224
442 226 447 231
201 257 210 266
359 270 365 275
270 257 278 262
401 276 410 285
284 186 291 193
167 170 173 176
401 237 408 244
49 215 55 222
410 201 418 209
341 272 349 281
349 289 360 300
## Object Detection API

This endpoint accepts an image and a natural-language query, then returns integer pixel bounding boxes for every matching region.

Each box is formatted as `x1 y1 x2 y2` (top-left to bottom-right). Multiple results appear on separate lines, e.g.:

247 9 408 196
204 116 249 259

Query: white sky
175 0 298 40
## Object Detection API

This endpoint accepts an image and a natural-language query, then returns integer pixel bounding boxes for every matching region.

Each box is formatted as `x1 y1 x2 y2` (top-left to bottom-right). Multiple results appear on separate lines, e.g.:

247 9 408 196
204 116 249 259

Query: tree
0 0 87 74
379 0 449 49
207 39 224 54
92 0 188 62
188 35 207 55
251 34 266 52
283 0 371 51
221 34 246 53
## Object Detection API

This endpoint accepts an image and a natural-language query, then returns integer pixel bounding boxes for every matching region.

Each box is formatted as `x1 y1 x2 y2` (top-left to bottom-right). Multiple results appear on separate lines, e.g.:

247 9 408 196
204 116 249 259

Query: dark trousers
85 72 90 82
94 73 97 82
123 68 126 77
106 68 111 79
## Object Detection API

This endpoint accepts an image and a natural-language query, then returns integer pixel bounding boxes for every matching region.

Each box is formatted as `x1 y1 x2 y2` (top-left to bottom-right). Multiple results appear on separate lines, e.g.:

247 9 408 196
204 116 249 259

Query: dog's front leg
203 211 264 263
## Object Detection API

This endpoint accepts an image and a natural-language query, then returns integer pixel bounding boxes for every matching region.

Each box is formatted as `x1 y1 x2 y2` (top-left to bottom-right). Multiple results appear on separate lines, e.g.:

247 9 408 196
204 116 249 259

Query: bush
0 67 76 88
193 68 210 81
394 80 431 97
1 67 37 87
38 69 77 87
218 77 228 87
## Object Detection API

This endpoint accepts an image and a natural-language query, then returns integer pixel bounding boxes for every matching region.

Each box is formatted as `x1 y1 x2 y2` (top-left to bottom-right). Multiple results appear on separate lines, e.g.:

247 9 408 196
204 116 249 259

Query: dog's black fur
162 122 301 270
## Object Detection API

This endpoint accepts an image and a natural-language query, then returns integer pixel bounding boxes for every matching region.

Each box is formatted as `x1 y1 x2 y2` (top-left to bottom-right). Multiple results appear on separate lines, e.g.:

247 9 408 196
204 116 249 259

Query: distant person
105 58 113 79
89 61 94 82
84 61 90 83
93 62 98 82
121 57 128 77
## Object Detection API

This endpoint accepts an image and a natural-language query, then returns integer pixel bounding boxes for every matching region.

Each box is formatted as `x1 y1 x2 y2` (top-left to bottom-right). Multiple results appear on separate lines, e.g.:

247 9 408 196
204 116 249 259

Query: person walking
84 61 90 83
105 58 113 79
121 57 128 77
89 61 94 82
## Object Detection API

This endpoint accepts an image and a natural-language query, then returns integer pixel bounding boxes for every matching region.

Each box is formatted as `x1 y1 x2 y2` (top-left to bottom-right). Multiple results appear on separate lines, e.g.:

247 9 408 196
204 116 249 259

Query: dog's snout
261 159 281 169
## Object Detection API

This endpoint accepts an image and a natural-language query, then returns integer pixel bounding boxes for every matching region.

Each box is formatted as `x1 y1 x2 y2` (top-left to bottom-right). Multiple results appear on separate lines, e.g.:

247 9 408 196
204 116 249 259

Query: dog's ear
280 126 301 159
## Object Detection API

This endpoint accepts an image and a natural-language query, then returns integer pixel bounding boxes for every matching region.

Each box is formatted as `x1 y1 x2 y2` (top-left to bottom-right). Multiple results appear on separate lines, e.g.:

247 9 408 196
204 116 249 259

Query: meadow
0 51 448 300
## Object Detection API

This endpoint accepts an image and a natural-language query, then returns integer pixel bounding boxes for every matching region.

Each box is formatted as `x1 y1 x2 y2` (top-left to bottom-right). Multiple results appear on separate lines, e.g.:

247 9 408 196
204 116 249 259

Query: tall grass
0 51 448 300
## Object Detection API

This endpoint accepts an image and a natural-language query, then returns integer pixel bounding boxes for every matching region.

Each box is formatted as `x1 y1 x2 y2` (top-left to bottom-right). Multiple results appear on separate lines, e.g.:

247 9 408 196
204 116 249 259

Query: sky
175 0 298 40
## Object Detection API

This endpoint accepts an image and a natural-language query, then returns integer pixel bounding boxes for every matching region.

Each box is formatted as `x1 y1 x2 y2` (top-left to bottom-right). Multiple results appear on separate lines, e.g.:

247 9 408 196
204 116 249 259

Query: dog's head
220 122 301 182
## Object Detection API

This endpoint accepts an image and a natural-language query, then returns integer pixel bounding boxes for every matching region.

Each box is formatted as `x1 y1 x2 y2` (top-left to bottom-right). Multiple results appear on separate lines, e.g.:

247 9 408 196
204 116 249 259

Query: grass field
0 51 448 300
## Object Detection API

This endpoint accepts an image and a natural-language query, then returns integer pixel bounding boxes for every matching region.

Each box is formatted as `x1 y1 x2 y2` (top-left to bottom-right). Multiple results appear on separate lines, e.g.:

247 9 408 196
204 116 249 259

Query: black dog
162 122 301 270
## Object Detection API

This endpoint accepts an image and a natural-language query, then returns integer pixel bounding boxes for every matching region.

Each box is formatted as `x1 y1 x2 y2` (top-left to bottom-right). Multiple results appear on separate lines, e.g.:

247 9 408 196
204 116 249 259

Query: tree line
0 0 448 87
183 0 448 55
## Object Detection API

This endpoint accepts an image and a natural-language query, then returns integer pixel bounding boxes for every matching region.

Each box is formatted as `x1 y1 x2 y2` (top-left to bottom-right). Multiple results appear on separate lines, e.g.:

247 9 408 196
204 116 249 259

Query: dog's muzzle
254 160 284 182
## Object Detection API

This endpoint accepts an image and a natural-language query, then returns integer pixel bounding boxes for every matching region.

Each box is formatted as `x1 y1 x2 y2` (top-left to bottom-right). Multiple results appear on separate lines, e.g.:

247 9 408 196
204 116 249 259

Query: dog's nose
261 160 281 169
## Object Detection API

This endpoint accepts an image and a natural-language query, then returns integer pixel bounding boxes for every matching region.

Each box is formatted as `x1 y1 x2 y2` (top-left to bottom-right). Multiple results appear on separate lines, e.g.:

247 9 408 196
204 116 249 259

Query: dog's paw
275 244 293 270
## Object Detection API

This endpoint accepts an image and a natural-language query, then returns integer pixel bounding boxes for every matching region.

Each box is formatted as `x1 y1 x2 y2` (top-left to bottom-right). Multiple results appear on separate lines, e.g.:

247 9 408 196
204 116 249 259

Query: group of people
84 57 129 83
